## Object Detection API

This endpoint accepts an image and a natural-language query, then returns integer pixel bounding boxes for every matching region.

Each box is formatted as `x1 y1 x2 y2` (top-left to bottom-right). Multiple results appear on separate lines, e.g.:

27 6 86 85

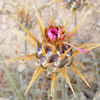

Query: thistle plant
1 0 100 99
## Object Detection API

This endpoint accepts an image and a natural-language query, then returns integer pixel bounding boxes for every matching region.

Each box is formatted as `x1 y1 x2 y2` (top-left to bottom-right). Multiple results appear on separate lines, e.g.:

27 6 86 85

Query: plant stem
24 32 29 100
77 76 81 100
52 80 57 100
33 76 40 100
25 32 27 55
0 56 25 100
62 79 65 100
74 12 79 44
90 50 100 93
62 79 68 100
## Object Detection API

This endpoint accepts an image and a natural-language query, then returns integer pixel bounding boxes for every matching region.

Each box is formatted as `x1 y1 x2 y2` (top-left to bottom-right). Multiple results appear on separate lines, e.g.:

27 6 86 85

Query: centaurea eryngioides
1 0 100 96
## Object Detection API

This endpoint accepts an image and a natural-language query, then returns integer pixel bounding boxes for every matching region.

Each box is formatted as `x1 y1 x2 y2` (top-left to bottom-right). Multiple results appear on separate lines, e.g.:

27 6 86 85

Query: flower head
45 25 67 42
48 28 58 40
1 0 100 96
48 0 100 13
11 0 35 30
47 27 58 41
63 0 85 10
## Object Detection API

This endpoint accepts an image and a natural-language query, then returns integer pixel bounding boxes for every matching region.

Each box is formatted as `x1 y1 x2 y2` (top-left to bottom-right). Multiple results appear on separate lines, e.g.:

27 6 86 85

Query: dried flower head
48 0 100 13
11 0 35 30
1 0 100 96
63 0 85 10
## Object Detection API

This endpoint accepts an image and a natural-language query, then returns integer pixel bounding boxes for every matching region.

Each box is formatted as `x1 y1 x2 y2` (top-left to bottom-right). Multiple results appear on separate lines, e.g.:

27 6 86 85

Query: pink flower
68 34 76 37
48 28 58 41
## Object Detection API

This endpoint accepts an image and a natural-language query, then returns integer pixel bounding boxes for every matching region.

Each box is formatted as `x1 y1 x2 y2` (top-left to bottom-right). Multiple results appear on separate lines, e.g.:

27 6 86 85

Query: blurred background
0 0 100 100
